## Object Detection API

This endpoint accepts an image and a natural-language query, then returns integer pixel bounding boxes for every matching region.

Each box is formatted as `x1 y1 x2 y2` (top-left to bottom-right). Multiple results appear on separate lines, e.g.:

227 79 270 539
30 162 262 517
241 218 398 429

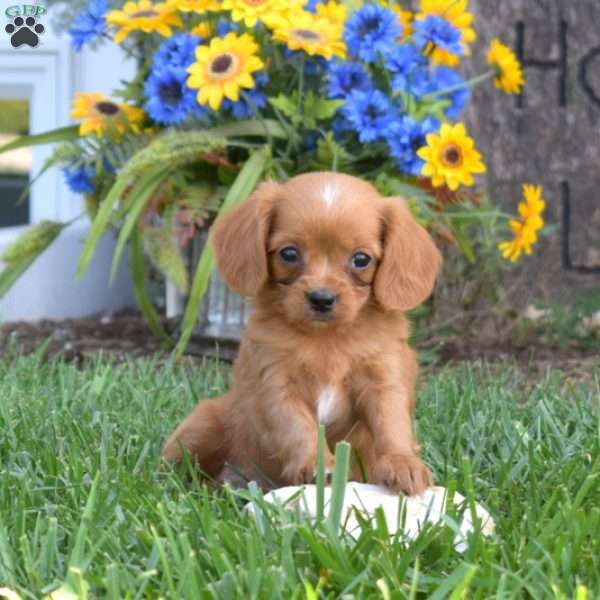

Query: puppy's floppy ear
210 180 279 297
374 197 442 311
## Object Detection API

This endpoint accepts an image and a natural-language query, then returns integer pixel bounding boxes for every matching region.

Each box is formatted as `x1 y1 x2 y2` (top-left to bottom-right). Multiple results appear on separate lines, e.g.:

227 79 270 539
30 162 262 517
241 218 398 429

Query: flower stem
422 70 495 101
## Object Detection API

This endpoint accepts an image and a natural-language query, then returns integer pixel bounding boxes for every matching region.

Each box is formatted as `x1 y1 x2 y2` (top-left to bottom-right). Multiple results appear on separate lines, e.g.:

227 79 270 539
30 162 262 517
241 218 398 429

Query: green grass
0 352 598 599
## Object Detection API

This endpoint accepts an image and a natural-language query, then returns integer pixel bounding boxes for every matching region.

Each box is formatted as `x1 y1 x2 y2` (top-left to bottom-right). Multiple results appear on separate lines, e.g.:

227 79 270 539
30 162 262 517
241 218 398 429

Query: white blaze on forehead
321 182 339 208
317 386 338 425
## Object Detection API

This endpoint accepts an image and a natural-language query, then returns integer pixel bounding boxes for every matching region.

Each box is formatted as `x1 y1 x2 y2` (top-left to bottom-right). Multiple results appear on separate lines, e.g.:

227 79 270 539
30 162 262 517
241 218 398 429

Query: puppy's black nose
307 288 337 313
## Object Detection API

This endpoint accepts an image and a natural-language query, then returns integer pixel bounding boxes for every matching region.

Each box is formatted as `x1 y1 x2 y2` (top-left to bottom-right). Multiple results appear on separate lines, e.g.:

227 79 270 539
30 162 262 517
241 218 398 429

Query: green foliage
174 147 270 358
0 125 79 154
0 357 598 597
309 132 352 172
0 221 65 299
270 92 344 130
143 226 189 294
0 100 29 135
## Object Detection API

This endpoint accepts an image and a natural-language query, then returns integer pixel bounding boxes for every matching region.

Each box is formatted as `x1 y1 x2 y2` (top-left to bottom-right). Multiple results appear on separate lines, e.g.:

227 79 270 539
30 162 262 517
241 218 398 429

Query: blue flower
222 73 268 118
427 66 469 119
327 61 373 99
344 5 401 64
304 0 320 13
386 116 439 176
144 69 202 125
69 0 108 51
413 15 463 56
153 33 200 75
342 89 395 143
63 164 95 194
385 44 427 93
216 19 240 38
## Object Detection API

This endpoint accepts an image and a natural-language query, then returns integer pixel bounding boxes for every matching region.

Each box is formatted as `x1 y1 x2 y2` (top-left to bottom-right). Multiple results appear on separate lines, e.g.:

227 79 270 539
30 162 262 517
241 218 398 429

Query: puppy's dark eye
351 252 371 270
279 246 300 264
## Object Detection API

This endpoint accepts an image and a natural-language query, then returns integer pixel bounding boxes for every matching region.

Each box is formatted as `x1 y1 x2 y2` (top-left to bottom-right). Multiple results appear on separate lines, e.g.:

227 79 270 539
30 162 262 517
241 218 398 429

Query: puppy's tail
161 396 230 478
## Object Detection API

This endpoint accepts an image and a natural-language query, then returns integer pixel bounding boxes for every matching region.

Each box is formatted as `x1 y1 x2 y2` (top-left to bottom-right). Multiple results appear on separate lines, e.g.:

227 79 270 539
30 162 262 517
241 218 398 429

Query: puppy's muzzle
307 288 337 314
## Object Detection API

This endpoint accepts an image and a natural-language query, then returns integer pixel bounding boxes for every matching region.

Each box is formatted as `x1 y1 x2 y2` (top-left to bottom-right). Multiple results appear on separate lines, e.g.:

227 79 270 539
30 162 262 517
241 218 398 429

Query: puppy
162 172 442 496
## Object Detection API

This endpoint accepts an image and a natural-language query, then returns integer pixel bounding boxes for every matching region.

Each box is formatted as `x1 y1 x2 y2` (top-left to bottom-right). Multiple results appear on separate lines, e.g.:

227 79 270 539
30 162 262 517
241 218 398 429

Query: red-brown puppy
162 172 442 495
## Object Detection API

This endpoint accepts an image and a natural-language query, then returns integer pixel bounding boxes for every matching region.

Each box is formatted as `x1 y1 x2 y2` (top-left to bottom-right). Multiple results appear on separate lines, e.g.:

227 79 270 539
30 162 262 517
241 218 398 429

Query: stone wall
465 0 600 303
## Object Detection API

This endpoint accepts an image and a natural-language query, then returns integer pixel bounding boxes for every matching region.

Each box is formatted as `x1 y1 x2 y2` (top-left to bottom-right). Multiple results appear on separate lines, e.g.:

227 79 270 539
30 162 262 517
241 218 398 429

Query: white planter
0 222 134 322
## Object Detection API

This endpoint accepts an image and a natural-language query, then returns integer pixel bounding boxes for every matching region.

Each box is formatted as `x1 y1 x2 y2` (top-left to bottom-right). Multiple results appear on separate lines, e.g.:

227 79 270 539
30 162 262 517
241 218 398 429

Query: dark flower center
412 135 426 153
130 10 158 18
441 143 462 166
159 82 183 106
211 53 233 74
95 101 120 115
366 104 384 120
293 28 321 41
358 17 381 37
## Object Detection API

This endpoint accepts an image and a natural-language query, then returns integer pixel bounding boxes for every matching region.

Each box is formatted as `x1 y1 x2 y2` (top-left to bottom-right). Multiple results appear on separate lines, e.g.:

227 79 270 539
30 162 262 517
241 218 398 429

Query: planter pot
165 228 249 345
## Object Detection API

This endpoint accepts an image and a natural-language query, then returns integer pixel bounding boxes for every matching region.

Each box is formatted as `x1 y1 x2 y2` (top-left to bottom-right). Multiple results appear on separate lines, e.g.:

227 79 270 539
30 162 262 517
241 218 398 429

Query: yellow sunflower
417 122 486 191
221 0 291 27
498 184 546 262
384 2 413 37
167 0 219 12
415 0 475 66
190 21 213 37
270 10 346 60
107 1 182 44
71 92 145 137
315 1 346 28
487 38 525 94
187 32 264 110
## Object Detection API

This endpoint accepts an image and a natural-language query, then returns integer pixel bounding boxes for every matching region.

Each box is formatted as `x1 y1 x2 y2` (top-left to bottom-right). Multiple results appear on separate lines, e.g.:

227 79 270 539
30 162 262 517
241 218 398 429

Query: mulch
0 310 597 381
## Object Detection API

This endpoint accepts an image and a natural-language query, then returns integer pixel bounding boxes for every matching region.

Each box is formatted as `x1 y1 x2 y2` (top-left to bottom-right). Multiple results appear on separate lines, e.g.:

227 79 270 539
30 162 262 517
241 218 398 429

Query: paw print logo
5 16 45 48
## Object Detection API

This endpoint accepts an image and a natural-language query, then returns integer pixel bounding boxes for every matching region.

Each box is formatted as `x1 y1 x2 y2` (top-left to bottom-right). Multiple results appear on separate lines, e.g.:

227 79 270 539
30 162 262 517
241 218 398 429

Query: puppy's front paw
283 453 334 485
374 454 432 496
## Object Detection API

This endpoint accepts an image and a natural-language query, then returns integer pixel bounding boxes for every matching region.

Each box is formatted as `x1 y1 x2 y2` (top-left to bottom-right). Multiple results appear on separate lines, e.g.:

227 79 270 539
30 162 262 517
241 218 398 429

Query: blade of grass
327 442 351 536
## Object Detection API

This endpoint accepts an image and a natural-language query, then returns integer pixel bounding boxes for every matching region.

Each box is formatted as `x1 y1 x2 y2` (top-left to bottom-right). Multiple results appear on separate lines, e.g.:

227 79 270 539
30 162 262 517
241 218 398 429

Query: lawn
0 353 598 599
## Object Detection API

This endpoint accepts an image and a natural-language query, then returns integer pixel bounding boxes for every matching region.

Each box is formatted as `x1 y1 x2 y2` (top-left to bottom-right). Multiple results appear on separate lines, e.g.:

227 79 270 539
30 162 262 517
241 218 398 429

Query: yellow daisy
270 10 346 60
71 92 145 137
384 2 413 36
191 21 213 37
221 0 291 28
415 0 475 66
187 32 264 110
107 1 182 44
167 0 219 12
487 38 525 94
315 1 346 28
498 184 546 262
417 122 486 191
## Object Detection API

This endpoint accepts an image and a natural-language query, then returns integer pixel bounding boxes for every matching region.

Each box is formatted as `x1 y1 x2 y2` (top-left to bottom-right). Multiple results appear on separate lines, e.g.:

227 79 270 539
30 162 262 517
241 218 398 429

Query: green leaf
174 147 270 358
310 132 351 172
268 95 298 122
0 125 79 155
129 228 172 346
109 169 169 285
453 226 476 263
143 227 189 294
206 119 287 139
0 255 37 299
77 169 162 278
303 92 344 124
1 221 65 265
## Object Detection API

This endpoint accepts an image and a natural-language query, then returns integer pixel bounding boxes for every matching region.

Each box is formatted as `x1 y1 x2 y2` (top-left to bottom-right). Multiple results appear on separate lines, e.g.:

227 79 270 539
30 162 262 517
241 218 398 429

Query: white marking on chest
321 183 338 208
317 386 339 425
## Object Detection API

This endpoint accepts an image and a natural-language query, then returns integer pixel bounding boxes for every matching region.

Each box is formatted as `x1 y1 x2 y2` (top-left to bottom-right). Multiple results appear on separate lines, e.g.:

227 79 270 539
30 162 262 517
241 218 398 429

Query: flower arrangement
0 0 545 354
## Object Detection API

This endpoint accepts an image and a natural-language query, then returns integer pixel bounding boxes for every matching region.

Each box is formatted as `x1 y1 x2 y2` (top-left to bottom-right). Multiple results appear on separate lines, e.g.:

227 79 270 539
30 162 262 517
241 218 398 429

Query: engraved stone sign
465 0 600 302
